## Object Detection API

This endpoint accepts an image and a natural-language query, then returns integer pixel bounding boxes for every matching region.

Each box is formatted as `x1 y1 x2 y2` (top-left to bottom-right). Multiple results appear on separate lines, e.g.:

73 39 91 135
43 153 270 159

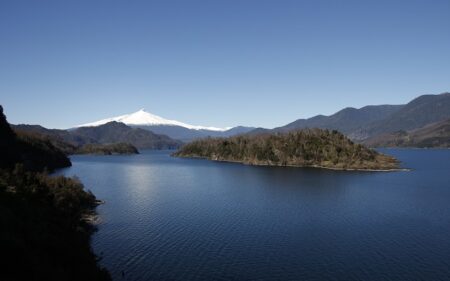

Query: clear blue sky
1 0 449 129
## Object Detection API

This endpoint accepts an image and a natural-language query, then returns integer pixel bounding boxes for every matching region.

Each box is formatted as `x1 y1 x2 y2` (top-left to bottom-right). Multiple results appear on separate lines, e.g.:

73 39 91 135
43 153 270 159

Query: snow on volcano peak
76 109 230 131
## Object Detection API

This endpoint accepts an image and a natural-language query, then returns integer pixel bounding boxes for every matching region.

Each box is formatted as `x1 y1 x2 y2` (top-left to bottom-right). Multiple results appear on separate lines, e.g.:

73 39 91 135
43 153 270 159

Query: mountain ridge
247 92 450 147
351 92 450 140
76 109 256 142
279 104 404 134
363 118 450 148
13 121 182 151
77 109 232 131
16 92 449 147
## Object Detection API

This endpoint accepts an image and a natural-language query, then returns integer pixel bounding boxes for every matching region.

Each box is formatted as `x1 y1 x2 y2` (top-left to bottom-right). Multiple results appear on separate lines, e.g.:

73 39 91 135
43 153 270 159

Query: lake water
60 149 450 281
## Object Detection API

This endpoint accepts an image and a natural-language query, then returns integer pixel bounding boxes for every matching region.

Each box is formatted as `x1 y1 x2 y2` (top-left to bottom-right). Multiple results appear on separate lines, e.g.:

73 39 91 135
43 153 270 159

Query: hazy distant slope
135 124 212 142
135 125 256 142
251 92 450 146
221 126 256 137
356 93 450 139
364 119 450 148
280 104 403 134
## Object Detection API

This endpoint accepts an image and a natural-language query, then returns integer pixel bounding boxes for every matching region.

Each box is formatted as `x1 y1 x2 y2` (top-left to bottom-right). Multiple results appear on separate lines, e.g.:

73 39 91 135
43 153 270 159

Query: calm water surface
60 149 450 281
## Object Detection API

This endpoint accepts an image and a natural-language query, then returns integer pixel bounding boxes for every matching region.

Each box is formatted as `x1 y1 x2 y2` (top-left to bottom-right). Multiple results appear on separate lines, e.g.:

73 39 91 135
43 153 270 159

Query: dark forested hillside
14 128 79 155
13 125 141 155
0 105 110 281
0 107 71 171
14 121 182 150
0 168 111 281
174 129 400 171
74 121 181 149
77 142 139 155
12 124 95 153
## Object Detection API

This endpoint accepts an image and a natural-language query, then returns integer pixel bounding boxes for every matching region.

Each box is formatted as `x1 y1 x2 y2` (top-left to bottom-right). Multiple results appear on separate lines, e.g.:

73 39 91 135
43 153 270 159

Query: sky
1 0 449 129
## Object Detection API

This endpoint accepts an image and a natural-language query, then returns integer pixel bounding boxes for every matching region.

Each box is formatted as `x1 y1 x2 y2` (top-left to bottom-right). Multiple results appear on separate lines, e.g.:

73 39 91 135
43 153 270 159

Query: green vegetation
0 167 110 281
174 129 400 170
14 129 79 155
0 105 110 280
13 128 140 155
1 114 71 172
77 142 139 155
13 121 182 151
73 121 182 149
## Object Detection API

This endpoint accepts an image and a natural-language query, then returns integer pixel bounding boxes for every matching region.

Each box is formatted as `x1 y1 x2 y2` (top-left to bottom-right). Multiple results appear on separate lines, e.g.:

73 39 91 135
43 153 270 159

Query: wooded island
174 129 400 171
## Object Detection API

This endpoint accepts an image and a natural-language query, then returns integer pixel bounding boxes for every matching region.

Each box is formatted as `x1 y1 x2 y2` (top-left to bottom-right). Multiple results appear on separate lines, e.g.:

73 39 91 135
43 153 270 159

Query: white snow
76 109 231 131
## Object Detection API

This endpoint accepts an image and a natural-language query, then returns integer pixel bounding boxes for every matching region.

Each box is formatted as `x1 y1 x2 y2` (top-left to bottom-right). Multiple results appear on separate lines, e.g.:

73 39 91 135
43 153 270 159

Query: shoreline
173 155 408 172
82 212 102 226
82 200 105 225
373 146 450 150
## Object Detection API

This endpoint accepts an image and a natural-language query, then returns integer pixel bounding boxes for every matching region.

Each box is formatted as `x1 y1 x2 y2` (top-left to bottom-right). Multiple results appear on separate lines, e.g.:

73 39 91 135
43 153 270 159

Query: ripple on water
60 150 450 281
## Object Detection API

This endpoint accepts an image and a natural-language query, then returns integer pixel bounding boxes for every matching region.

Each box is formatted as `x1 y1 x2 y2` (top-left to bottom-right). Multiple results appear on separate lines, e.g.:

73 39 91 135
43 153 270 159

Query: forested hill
0 105 71 171
77 142 139 155
174 129 400 171
0 105 111 280
13 121 182 150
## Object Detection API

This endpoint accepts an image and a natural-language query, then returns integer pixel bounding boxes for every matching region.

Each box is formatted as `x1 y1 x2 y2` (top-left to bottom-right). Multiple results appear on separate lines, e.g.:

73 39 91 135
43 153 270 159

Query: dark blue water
59 149 450 281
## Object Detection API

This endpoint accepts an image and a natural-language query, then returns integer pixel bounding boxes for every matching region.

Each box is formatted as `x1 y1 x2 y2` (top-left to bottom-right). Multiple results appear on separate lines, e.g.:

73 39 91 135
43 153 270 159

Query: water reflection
60 150 450 281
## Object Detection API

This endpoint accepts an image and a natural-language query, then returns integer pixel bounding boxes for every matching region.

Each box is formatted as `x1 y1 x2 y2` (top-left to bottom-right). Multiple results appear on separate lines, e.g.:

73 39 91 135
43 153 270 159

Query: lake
59 149 450 281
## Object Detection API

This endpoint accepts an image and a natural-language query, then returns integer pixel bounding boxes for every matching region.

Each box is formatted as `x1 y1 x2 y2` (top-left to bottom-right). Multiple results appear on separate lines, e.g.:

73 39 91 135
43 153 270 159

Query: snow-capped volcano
77 109 231 131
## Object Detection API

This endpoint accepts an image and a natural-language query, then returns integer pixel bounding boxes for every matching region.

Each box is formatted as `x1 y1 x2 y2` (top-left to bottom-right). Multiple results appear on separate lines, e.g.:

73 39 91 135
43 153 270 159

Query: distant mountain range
249 92 450 147
353 93 450 140
11 92 450 149
77 108 230 131
76 109 255 142
276 104 404 135
364 119 450 148
13 121 181 152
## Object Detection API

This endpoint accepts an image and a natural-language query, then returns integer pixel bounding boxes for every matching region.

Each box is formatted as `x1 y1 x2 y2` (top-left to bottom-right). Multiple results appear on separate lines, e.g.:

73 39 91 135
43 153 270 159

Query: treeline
0 105 110 281
77 142 139 155
13 121 182 152
1 121 71 172
0 167 110 281
14 130 139 156
174 129 399 170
